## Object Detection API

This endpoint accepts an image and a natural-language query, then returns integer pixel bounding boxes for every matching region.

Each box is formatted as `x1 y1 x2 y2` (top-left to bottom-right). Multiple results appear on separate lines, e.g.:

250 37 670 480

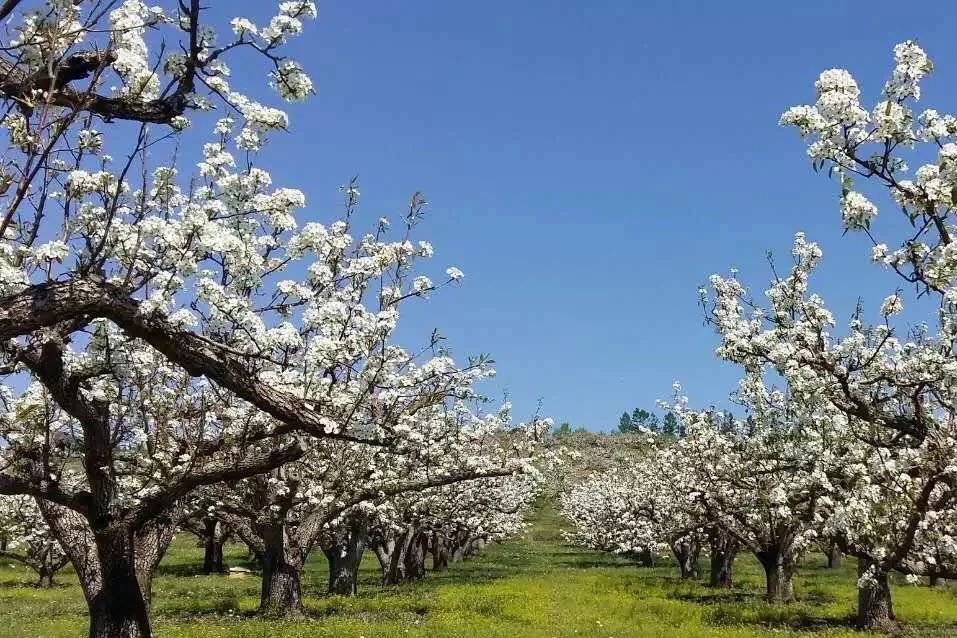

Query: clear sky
227 1 957 429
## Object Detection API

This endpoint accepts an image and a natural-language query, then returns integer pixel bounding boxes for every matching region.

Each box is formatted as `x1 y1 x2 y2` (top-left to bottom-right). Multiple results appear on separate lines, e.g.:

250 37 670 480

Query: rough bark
404 531 428 581
39 502 179 638
856 559 896 631
708 530 738 589
323 522 366 596
755 548 795 603
201 519 228 575
826 543 843 569
671 539 701 579
258 525 304 616
431 533 450 571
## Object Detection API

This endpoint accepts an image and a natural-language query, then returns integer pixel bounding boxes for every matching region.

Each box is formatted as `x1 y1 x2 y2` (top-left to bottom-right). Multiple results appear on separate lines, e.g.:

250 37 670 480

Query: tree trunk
856 559 896 630
431 533 450 571
323 524 366 596
756 549 795 603
202 519 227 574
708 531 738 589
637 548 655 567
671 540 701 579
88 528 152 638
403 531 428 581
258 526 304 616
826 543 842 569
372 539 394 582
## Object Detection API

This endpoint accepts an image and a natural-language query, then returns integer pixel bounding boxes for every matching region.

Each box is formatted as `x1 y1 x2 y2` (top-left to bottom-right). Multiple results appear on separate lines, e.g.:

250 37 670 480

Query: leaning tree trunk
671 540 701 579
323 523 366 596
755 548 795 603
431 533 450 571
708 530 738 589
258 525 305 616
856 559 896 630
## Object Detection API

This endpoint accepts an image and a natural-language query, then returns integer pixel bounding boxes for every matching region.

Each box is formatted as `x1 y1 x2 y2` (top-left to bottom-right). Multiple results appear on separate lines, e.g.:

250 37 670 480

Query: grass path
3 504 957 636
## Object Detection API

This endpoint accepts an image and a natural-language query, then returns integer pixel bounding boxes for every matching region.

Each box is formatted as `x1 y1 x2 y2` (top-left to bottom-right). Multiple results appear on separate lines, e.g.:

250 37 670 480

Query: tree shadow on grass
704 604 854 632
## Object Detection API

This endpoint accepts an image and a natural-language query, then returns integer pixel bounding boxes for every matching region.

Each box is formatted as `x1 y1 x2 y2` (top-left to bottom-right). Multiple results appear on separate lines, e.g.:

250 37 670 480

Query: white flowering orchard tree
209 401 545 610
671 379 843 602
0 2 490 637
702 40 957 629
0 494 70 586
560 442 710 579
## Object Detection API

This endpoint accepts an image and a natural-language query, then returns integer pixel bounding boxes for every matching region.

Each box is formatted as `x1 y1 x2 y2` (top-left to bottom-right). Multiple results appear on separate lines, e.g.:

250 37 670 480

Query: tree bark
708 531 738 589
671 540 701 579
856 559 896 631
756 549 795 603
431 533 450 571
637 548 655 567
403 531 428 581
258 526 304 616
87 528 152 638
826 543 842 569
323 523 366 596
201 519 227 574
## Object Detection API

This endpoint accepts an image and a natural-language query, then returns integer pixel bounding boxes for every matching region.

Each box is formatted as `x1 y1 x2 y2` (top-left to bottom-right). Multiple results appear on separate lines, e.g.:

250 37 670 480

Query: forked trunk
403 531 428 581
202 519 227 574
856 559 896 631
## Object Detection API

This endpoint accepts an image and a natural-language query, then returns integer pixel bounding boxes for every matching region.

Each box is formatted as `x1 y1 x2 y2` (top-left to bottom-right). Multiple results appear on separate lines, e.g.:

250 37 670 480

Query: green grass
3 505 957 637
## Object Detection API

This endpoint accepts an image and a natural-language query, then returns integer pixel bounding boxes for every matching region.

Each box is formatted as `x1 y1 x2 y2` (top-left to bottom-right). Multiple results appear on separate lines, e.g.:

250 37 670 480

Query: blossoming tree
701 40 957 629
0 2 519 637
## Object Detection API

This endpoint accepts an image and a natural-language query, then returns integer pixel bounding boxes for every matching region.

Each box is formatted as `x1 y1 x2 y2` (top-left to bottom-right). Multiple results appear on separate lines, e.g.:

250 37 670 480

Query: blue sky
228 1 957 429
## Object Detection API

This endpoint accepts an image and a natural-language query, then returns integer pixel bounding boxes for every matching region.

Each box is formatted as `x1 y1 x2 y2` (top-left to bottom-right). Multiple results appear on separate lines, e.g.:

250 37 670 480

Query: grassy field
2 505 957 637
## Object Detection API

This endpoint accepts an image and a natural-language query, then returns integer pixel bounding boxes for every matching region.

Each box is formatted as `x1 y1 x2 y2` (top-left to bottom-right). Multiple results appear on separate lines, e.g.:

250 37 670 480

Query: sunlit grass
2 504 957 637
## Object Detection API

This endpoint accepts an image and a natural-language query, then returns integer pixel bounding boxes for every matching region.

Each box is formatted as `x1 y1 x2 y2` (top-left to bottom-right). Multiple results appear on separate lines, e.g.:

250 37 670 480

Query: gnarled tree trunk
430 532 450 571
671 539 701 579
755 547 795 603
40 502 179 638
708 530 738 589
323 521 366 596
856 559 896 631
258 524 304 616
826 543 842 569
194 518 230 575
403 531 428 581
